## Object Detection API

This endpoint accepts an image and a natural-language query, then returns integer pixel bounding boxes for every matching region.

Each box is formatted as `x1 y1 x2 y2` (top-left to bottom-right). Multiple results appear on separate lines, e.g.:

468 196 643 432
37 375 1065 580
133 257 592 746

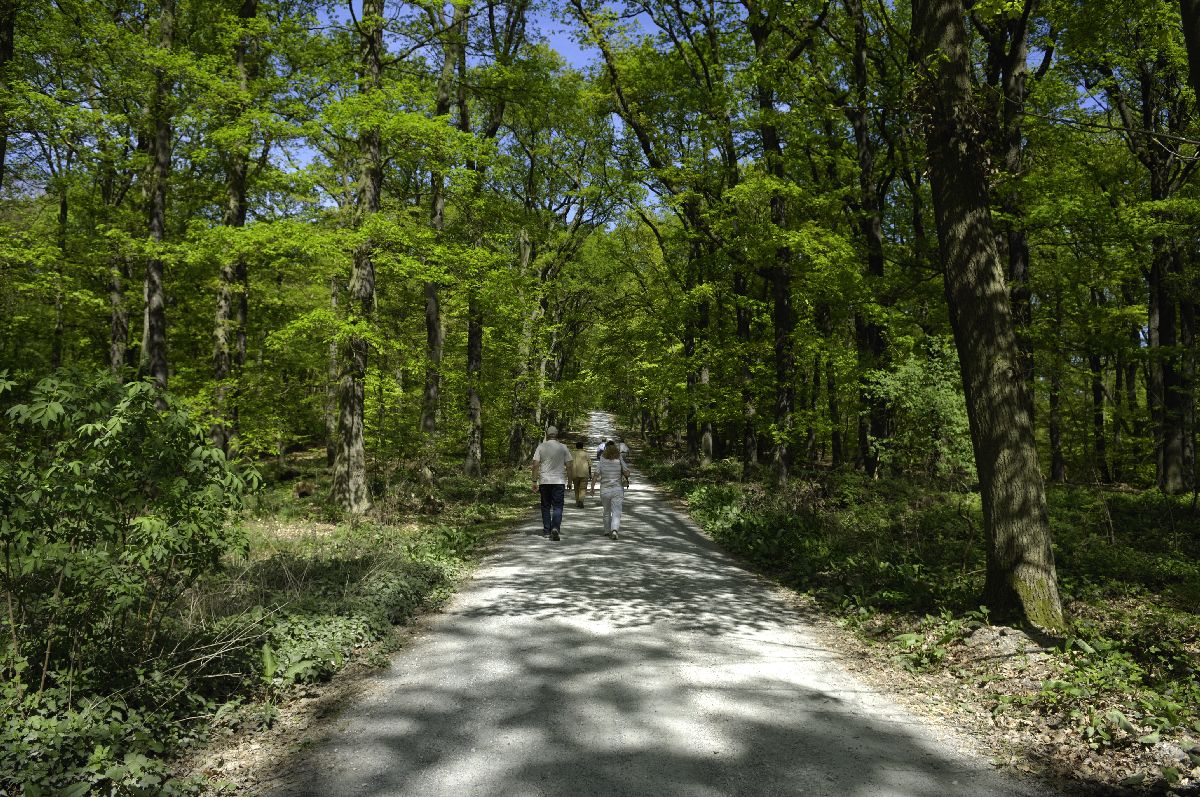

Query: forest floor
178 441 1199 796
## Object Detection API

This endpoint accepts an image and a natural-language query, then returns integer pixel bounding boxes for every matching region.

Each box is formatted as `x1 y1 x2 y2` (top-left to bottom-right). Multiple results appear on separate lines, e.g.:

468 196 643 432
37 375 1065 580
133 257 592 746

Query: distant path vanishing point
262 410 1047 797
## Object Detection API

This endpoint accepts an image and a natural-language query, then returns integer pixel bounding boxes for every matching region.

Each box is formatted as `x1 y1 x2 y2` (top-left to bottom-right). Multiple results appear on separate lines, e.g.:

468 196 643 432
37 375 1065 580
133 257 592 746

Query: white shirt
594 456 629 495
533 439 571 485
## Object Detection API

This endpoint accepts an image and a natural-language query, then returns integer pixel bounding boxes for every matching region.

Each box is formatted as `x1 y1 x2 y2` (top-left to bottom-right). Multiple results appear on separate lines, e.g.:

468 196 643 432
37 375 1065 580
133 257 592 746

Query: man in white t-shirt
531 425 572 540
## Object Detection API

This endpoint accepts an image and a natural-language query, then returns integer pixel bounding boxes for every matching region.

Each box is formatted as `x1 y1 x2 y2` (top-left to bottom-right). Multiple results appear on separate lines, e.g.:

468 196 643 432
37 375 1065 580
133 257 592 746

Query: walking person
570 439 592 508
590 440 631 540
531 426 571 541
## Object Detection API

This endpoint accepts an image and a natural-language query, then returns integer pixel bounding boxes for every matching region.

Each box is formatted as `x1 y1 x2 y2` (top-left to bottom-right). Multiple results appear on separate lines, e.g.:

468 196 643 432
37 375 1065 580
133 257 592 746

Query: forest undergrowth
640 452 1200 795
1 373 530 796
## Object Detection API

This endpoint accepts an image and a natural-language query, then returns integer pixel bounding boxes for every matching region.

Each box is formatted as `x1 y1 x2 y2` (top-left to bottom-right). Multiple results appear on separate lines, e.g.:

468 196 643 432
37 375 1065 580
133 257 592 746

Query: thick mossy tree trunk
913 0 1065 632
332 0 383 514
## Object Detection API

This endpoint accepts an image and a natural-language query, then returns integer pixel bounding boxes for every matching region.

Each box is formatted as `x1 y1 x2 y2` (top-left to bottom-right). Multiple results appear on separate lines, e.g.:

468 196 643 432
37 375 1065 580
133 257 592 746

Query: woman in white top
590 440 630 539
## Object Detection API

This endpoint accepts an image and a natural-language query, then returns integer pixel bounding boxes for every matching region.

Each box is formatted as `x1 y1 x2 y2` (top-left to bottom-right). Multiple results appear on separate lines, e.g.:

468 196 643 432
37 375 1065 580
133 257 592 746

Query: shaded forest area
1 0 1199 793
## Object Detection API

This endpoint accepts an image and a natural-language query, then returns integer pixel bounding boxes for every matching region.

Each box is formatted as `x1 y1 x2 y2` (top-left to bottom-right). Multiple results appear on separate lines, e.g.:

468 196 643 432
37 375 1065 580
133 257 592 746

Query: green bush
0 369 254 793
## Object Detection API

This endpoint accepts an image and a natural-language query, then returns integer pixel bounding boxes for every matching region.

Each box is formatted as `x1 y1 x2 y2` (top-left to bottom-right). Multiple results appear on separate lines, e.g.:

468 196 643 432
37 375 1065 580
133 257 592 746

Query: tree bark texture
979 1 1036 393
332 0 383 513
142 0 174 399
914 0 1064 631
846 0 888 475
465 294 484 476
212 0 257 454
422 2 469 442
0 0 14 189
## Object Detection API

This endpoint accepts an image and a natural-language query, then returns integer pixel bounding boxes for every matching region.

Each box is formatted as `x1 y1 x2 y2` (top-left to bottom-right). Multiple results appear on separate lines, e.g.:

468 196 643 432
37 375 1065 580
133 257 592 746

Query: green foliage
0 369 255 794
0 370 254 680
865 339 975 482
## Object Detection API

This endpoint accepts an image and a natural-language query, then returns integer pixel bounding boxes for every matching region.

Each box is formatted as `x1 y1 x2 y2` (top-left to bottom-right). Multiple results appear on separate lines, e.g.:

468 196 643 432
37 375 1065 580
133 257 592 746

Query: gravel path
264 413 1048 797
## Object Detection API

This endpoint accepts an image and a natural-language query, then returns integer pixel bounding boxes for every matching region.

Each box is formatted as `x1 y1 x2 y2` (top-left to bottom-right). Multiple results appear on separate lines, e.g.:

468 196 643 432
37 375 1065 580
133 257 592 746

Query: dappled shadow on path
259 466 1038 797
463 478 811 638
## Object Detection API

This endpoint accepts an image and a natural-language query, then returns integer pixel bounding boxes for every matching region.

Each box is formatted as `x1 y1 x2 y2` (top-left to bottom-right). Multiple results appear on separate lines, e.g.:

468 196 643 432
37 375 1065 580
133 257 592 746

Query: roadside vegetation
1 372 528 796
638 448 1200 794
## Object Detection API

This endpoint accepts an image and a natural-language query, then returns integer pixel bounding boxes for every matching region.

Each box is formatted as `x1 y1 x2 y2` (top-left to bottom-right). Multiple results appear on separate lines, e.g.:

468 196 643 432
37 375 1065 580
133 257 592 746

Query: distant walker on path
570 440 593 509
590 440 631 540
532 426 571 541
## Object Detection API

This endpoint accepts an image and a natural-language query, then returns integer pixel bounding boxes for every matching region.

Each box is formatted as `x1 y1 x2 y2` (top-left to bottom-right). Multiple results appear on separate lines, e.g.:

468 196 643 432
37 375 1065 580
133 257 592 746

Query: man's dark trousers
539 483 565 533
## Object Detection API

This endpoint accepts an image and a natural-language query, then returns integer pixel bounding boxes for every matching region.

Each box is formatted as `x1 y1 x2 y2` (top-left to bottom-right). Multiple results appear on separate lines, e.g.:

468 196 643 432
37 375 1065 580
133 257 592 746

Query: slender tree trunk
325 276 339 468
332 0 383 513
1049 287 1065 482
1154 241 1185 493
212 0 258 454
52 186 67 369
1088 289 1111 483
735 270 757 478
465 294 484 475
109 255 129 376
422 2 468 444
846 0 888 475
827 354 843 468
142 0 174 398
1049 363 1065 482
747 5 795 485
508 231 536 465
1181 291 1196 489
914 0 1064 631
0 0 15 189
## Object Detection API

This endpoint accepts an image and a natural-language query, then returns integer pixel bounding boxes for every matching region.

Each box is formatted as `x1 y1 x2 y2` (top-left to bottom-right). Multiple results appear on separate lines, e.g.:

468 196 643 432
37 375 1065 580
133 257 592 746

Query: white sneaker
609 530 619 540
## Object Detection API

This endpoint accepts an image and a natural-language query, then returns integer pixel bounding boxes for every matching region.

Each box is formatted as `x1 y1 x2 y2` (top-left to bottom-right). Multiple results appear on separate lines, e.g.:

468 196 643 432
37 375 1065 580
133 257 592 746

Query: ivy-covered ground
639 454 1200 796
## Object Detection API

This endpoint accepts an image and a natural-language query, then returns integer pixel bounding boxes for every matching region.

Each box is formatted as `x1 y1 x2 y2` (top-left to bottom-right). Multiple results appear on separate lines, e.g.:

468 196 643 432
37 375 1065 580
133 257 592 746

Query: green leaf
1118 773 1145 786
60 783 93 797
1105 710 1135 733
1138 730 1160 745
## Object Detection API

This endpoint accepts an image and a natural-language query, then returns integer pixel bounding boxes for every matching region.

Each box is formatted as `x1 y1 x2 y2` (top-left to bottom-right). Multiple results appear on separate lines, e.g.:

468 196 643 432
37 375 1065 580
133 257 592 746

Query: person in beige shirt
570 440 593 508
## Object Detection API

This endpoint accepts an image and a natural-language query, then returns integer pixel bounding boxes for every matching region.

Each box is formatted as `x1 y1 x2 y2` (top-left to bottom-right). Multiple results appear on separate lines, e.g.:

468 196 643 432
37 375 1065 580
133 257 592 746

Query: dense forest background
3 0 1200 793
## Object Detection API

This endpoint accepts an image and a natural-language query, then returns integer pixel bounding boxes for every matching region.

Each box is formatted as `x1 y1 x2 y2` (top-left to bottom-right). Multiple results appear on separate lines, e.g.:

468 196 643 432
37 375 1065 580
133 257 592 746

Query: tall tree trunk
1154 242 1185 493
52 186 67 369
827 354 843 468
1049 363 1065 482
980 0 1037 396
747 3 795 486
1049 287 1065 482
422 2 469 445
1088 289 1111 483
142 0 174 398
735 269 757 479
325 276 339 468
1180 0 1200 99
332 0 383 513
1181 291 1196 489
508 230 536 465
465 294 484 476
0 0 15 189
109 255 129 376
914 0 1064 631
845 0 888 475
212 0 258 454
